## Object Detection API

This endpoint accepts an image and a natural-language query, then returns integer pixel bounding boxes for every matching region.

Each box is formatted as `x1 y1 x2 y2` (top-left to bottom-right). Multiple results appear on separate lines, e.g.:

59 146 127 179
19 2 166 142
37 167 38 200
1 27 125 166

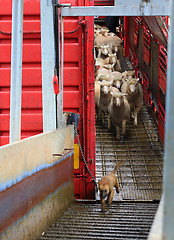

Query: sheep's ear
108 53 111 57
122 93 128 96
110 91 113 95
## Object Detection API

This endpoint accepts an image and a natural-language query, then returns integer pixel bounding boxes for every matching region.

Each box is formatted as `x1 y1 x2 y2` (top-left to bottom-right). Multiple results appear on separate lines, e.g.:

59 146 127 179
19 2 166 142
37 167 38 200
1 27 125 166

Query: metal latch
55 3 71 8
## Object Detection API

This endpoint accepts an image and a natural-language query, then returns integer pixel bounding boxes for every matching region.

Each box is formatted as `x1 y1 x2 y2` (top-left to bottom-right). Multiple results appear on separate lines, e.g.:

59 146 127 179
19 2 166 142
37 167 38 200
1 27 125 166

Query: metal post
40 0 57 132
162 0 174 238
10 0 24 143
57 12 64 128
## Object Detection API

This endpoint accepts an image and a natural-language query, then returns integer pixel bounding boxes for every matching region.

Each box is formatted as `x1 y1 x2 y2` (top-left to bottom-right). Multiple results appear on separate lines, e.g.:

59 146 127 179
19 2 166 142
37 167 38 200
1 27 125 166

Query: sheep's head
108 53 117 64
103 64 114 72
127 78 139 94
112 44 119 53
99 80 112 95
127 70 135 77
113 75 122 89
101 28 109 37
99 74 109 81
111 91 126 107
100 44 110 56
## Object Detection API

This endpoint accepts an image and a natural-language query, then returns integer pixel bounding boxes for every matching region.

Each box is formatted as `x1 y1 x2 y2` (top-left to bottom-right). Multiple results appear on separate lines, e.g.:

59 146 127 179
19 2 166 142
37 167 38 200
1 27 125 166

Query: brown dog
98 161 122 210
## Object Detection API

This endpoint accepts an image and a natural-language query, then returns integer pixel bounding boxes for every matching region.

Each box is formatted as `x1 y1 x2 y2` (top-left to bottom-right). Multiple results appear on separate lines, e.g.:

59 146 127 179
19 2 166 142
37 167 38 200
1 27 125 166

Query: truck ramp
39 202 158 240
38 105 163 239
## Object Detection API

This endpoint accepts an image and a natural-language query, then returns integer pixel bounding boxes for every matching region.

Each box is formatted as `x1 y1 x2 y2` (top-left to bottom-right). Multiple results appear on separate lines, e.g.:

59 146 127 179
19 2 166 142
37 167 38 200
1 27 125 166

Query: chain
74 124 98 190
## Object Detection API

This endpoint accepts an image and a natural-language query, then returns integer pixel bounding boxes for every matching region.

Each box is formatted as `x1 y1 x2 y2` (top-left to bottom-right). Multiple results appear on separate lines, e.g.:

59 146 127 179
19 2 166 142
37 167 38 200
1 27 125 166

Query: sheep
110 72 123 90
94 34 122 58
97 80 113 125
95 53 117 70
95 57 105 69
95 67 110 81
121 78 143 126
113 59 122 72
97 44 112 59
122 70 136 83
108 89 130 139
104 53 117 65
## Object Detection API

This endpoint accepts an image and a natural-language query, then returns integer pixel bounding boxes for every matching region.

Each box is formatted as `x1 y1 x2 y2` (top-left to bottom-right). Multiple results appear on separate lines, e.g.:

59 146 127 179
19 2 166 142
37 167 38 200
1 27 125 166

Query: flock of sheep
94 24 143 140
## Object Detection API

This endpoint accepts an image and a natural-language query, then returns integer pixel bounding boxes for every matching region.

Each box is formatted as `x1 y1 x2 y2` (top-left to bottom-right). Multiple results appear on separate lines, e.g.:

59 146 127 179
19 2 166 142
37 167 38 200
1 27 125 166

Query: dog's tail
111 160 122 174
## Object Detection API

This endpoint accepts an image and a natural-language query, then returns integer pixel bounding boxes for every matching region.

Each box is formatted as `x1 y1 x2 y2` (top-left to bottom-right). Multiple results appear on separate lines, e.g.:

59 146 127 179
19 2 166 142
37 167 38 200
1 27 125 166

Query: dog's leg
108 190 114 206
100 193 105 210
101 198 105 210
115 179 119 193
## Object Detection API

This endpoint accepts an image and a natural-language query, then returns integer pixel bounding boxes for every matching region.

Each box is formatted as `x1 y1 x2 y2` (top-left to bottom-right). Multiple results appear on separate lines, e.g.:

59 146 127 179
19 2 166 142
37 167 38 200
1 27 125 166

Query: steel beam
10 0 24 143
40 1 57 132
57 13 64 128
163 0 174 238
61 0 169 17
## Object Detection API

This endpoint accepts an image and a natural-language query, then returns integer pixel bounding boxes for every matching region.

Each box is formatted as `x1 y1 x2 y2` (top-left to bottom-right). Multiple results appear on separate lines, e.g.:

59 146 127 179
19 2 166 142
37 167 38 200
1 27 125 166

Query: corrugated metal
0 0 42 146
38 202 159 240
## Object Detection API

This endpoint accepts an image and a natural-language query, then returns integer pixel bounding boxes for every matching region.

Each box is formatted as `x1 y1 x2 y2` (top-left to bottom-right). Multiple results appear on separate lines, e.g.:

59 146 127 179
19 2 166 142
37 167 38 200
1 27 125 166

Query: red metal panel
0 0 42 145
142 73 150 107
158 103 165 146
159 45 167 94
143 26 151 66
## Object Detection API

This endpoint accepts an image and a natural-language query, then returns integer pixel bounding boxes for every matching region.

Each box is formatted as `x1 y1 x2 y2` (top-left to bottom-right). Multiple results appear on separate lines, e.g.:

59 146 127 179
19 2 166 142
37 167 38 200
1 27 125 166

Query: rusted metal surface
38 202 158 240
95 106 163 201
0 126 74 240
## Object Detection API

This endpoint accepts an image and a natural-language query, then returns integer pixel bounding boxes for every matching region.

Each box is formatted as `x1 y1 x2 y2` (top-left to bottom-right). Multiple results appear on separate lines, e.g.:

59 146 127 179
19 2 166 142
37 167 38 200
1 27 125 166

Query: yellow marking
74 144 79 169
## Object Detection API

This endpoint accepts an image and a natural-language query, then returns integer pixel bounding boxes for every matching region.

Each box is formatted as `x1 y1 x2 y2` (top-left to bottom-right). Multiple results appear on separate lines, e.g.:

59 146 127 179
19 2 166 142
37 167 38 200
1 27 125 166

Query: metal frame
61 0 169 17
163 0 174 238
40 0 57 132
10 0 24 143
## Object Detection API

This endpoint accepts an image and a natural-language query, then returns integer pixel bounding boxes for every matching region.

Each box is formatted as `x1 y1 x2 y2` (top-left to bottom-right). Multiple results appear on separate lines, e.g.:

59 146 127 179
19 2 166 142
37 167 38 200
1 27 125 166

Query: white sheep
97 44 112 59
122 70 136 83
109 71 123 90
108 89 130 139
97 80 113 125
121 78 143 126
95 66 111 81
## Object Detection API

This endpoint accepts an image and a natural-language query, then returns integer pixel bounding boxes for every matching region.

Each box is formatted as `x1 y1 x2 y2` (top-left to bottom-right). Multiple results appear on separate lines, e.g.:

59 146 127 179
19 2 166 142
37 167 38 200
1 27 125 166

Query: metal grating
95 106 163 201
38 202 158 240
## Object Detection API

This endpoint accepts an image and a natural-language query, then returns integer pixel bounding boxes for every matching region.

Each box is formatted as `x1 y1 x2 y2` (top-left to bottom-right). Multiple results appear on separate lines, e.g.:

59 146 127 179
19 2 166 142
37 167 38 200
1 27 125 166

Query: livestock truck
0 0 172 239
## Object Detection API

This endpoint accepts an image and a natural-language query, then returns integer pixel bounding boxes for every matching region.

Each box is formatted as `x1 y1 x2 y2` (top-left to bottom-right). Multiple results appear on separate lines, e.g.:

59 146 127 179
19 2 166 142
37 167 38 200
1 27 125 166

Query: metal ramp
38 202 158 240
95 106 163 201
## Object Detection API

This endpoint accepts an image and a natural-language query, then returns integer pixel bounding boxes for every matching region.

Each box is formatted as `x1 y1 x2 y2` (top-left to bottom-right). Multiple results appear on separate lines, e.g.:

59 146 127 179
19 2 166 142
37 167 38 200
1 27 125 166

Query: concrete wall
0 126 74 240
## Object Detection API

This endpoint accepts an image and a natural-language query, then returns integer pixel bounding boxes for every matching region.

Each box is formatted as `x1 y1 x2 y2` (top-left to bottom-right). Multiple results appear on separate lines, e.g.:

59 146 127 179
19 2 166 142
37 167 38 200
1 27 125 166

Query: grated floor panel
39 202 158 240
95 106 163 201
